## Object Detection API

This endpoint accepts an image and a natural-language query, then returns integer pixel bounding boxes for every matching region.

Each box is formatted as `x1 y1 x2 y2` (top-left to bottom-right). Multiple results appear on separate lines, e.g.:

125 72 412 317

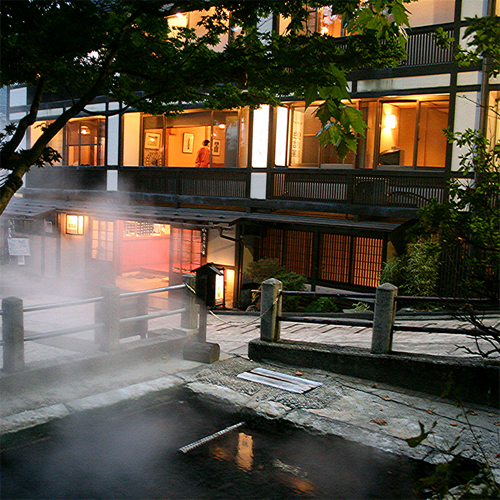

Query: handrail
119 307 186 324
23 296 104 313
120 284 185 298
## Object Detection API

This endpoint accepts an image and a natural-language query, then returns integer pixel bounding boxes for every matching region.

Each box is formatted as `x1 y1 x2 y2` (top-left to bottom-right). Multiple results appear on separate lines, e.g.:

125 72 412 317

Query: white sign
8 238 31 256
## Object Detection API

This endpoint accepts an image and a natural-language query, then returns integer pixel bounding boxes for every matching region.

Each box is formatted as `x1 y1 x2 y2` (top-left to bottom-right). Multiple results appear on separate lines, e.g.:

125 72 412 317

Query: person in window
195 140 210 167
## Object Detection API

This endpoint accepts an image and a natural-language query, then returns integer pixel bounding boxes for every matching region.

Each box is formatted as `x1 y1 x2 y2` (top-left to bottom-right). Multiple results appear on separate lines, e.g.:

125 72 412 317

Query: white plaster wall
461 0 487 19
452 91 481 170
38 108 64 118
9 87 27 107
407 0 455 27
457 71 482 86
357 74 450 93
250 172 267 199
107 114 120 166
258 15 273 35
86 103 106 112
207 228 236 266
107 170 118 191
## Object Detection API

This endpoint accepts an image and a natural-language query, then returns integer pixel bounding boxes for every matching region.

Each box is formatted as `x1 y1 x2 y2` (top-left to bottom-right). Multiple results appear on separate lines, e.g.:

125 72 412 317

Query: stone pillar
371 283 398 354
2 297 25 372
136 294 149 339
260 278 283 342
100 285 121 352
181 274 198 336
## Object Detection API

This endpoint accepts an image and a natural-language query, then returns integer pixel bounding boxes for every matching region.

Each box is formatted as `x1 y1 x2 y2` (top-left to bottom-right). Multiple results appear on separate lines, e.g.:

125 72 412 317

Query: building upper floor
5 0 500 219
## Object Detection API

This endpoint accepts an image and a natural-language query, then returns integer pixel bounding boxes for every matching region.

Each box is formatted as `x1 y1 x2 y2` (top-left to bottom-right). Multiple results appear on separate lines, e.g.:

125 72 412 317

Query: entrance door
86 218 115 292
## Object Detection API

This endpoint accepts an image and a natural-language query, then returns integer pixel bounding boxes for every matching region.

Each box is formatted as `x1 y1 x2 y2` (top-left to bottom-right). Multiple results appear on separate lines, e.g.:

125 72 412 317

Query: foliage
405 418 499 499
352 301 370 312
0 0 412 214
413 130 499 301
380 236 441 297
435 15 500 77
304 297 338 313
245 258 306 311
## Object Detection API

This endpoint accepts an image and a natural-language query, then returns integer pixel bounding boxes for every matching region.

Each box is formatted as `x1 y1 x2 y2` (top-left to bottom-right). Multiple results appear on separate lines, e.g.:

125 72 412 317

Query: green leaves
405 421 437 448
456 15 500 76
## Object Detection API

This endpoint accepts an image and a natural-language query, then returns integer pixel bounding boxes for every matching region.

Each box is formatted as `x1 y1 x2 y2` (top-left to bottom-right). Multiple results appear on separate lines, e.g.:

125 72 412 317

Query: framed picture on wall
183 133 194 153
212 139 221 156
145 132 161 149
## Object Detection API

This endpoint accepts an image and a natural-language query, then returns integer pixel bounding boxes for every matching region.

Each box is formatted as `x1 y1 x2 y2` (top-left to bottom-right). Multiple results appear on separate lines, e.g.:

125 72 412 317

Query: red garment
195 146 210 167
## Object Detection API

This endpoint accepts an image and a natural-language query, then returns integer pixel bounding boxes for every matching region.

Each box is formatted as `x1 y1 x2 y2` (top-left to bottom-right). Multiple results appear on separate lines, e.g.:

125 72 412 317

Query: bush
304 297 338 313
245 258 307 311
380 236 441 297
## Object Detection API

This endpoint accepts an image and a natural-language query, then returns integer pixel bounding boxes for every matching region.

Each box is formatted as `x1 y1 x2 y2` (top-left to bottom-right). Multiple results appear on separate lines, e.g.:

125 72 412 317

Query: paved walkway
1 271 499 482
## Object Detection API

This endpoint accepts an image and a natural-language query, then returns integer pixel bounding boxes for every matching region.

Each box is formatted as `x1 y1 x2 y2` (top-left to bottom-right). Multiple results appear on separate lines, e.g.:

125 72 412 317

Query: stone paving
1 270 499 482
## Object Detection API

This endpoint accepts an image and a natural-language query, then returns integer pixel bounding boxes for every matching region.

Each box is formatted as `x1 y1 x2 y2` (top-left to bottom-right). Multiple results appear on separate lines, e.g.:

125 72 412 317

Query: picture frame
212 139 221 156
144 132 161 149
183 133 194 153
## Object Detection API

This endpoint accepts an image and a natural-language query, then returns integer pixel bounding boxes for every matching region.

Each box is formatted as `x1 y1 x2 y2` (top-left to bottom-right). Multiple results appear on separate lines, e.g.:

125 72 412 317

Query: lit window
66 117 106 166
92 219 114 261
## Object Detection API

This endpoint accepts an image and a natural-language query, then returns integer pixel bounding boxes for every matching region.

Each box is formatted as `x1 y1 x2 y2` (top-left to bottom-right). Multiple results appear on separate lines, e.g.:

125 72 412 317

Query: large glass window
283 96 449 170
139 110 244 168
289 105 355 168
66 117 106 166
378 99 449 168
31 117 105 166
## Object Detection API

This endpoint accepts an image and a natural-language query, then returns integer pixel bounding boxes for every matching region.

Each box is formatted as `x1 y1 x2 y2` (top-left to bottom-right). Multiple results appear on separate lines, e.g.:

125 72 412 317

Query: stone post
260 278 283 342
371 283 398 354
2 297 25 372
136 294 149 339
181 274 198 336
100 285 121 352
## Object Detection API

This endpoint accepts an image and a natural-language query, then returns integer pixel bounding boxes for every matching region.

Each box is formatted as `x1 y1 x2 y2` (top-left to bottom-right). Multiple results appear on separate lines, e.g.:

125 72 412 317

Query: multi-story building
2 0 499 308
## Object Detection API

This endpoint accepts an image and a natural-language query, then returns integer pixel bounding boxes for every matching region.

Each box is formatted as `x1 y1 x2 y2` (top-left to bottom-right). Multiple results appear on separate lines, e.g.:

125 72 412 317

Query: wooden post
100 285 120 352
2 297 25 372
183 274 220 364
371 283 397 354
260 278 283 342
181 274 198 336
136 293 149 339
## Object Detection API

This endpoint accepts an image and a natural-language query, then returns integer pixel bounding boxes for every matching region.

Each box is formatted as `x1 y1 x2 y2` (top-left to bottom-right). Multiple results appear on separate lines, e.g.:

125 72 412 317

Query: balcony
24 165 450 218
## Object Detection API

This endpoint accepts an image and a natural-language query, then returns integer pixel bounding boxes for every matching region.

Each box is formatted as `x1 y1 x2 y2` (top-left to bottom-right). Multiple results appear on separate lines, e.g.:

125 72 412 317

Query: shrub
304 297 338 313
245 258 307 311
380 236 441 297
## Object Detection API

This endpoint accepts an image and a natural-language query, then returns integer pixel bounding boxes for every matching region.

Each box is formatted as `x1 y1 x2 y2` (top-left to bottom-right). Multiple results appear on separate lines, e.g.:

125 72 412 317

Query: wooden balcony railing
270 169 447 209
25 166 107 191
23 165 449 212
117 167 249 199
402 25 455 67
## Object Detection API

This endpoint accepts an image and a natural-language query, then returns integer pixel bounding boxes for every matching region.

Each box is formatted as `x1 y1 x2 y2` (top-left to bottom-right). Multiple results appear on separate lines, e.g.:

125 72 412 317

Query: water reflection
236 433 253 472
210 431 319 495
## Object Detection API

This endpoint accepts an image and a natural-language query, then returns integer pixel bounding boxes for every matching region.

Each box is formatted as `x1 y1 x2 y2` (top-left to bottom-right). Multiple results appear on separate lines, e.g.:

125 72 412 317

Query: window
91 219 114 261
170 228 202 274
283 96 449 170
289 105 355 168
378 99 449 168
299 6 344 36
139 110 244 168
66 117 106 166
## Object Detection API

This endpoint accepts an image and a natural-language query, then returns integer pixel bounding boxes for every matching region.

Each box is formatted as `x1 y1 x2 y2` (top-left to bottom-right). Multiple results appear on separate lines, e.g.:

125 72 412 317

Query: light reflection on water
210 431 319 496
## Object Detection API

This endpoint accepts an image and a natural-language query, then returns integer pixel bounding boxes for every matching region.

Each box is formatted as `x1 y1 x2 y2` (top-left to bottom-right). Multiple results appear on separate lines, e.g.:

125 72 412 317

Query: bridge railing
1 276 198 372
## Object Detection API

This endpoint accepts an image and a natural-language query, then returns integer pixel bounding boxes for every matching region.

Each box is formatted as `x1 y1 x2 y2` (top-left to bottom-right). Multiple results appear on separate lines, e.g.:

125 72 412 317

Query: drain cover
237 368 322 393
